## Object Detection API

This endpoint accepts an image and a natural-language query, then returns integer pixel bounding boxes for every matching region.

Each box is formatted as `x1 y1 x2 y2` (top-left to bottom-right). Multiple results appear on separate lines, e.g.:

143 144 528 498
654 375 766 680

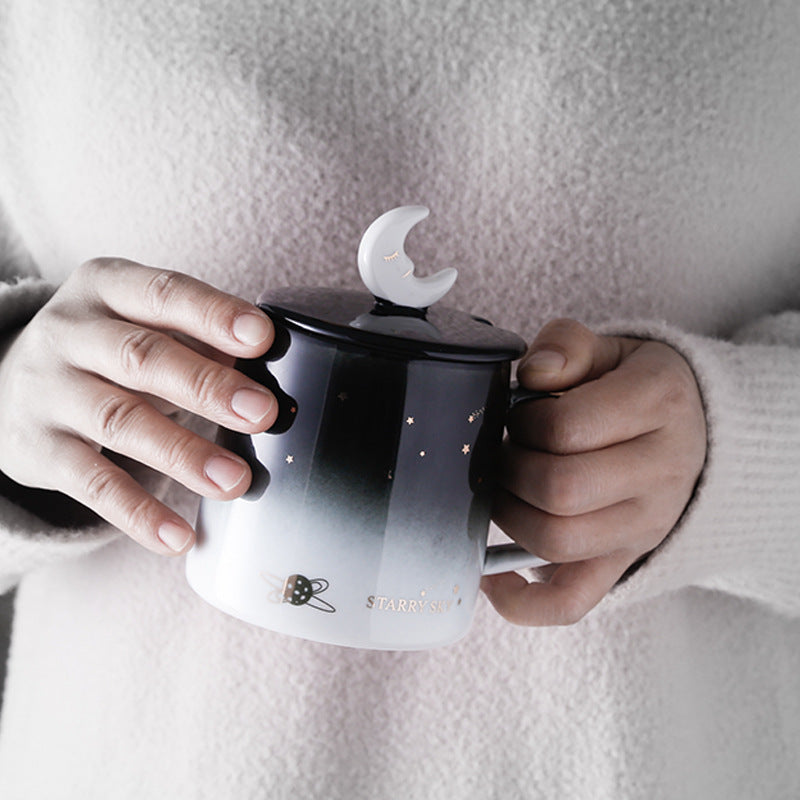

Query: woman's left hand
482 318 707 626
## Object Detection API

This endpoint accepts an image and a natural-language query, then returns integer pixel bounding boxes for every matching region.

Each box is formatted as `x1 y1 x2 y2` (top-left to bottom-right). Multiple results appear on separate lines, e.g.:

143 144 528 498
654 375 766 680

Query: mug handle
482 384 555 576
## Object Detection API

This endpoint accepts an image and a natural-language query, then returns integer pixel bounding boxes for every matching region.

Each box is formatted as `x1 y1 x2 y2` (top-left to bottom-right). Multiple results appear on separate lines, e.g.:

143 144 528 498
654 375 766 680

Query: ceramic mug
185 207 547 650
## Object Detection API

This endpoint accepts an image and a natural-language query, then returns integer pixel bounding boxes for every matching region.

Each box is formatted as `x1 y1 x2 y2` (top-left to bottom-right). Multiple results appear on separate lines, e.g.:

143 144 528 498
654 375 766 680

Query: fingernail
233 312 271 346
231 388 274 423
204 455 248 492
158 521 193 553
520 349 566 375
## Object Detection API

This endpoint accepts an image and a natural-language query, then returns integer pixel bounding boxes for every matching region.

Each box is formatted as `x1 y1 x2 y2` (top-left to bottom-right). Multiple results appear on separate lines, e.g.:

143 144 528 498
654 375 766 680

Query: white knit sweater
1 2 799 798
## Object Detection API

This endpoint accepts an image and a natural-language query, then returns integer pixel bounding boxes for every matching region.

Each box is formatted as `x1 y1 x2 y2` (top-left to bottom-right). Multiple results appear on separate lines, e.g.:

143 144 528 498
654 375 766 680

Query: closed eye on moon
357 206 457 308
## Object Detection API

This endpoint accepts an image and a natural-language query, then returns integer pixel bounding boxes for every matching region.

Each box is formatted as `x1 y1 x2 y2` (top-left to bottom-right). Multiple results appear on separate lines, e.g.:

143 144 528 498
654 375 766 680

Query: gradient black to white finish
190 288 525 648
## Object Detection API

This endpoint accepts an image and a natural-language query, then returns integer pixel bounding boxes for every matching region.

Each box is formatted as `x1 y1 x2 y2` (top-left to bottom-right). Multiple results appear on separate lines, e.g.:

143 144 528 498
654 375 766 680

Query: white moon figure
357 206 457 309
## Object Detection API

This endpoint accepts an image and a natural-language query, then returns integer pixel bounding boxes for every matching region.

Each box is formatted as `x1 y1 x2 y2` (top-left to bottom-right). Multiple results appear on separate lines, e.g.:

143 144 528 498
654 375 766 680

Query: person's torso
1 1 799 329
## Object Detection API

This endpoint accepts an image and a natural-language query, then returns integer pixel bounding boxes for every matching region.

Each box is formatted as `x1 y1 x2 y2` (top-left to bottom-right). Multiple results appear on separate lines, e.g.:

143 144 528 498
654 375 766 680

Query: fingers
492 488 665 565
494 430 690 565
66 316 277 432
501 433 669 516
0 259 278 558
485 318 708 627
55 435 197 556
59 372 253 501
509 341 697 453
75 258 274 359
517 318 640 392
480 551 635 626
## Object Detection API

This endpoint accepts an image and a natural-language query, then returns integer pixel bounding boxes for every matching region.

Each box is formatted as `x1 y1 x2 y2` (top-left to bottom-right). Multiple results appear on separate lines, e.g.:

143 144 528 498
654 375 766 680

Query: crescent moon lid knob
256 206 526 363
357 206 457 310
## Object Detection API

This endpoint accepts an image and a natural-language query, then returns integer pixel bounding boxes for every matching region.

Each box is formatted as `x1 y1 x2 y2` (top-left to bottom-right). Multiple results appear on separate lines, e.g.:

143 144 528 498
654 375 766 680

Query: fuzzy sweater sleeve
605 310 800 617
0 212 117 593
0 202 56 330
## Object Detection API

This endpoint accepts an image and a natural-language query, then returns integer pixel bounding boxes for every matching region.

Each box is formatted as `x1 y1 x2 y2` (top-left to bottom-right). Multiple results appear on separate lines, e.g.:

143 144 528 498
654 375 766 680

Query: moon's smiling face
382 249 412 278
357 206 458 309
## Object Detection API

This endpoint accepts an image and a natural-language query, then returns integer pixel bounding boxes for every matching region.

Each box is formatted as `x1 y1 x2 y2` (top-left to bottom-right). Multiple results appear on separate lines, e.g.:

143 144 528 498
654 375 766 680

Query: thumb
517 318 640 391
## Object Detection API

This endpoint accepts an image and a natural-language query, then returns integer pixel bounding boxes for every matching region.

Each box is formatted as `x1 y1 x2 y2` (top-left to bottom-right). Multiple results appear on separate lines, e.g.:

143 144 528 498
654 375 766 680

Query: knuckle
29 301 70 353
660 371 693 415
143 269 185 319
536 525 584 564
187 362 227 412
83 463 123 506
69 258 103 286
78 256 114 276
73 257 123 290
121 493 160 539
642 522 670 554
661 460 690 493
117 328 166 377
95 394 146 443
64 258 126 308
540 405 590 454
198 292 238 340
539 317 589 343
158 430 201 475
82 461 158 540
537 458 587 517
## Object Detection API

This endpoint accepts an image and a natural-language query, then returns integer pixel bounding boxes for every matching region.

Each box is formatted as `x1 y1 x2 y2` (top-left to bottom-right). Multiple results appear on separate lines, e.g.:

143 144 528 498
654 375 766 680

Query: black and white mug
185 207 547 650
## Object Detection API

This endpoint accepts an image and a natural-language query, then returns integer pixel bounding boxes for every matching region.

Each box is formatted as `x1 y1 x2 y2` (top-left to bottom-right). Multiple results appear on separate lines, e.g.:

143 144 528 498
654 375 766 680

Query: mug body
186 320 511 650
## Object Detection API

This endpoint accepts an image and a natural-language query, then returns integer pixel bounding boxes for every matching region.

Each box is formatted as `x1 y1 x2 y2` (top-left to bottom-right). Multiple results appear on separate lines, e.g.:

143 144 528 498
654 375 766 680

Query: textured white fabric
1 2 799 798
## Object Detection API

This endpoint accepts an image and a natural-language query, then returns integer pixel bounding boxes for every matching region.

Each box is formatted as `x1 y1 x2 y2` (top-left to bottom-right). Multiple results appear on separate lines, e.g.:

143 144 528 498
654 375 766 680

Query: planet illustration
262 572 336 613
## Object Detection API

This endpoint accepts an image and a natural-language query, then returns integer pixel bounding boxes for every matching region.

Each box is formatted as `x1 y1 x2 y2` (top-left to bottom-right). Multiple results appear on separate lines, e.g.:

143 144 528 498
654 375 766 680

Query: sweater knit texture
1 2 799 798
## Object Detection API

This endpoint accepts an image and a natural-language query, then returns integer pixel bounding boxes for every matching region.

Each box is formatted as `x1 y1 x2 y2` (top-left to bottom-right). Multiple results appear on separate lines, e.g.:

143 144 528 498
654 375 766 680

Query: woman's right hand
0 258 278 555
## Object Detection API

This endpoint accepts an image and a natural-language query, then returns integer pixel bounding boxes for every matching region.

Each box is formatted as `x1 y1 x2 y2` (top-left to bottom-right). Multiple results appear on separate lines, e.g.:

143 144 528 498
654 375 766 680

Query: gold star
285 455 294 464
406 416 415 425
462 444 470 455
468 407 485 423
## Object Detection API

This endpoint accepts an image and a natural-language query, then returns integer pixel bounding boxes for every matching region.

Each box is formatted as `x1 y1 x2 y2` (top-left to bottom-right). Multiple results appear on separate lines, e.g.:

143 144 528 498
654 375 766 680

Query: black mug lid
257 287 526 364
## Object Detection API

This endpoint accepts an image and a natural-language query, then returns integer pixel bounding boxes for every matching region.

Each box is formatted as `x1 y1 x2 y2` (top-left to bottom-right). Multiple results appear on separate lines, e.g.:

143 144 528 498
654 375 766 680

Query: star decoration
285 455 294 464
406 416 415 425
468 407 485 423
461 444 470 455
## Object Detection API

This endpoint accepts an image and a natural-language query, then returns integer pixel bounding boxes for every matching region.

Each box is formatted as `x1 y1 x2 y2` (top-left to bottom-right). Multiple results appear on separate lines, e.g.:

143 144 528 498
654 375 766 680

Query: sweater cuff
0 276 57 334
597 317 800 617
0 494 117 594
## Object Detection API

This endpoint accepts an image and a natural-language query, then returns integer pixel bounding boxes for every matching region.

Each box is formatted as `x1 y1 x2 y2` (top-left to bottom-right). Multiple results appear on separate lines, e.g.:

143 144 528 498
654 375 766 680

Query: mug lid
257 206 526 363
257 286 526 363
